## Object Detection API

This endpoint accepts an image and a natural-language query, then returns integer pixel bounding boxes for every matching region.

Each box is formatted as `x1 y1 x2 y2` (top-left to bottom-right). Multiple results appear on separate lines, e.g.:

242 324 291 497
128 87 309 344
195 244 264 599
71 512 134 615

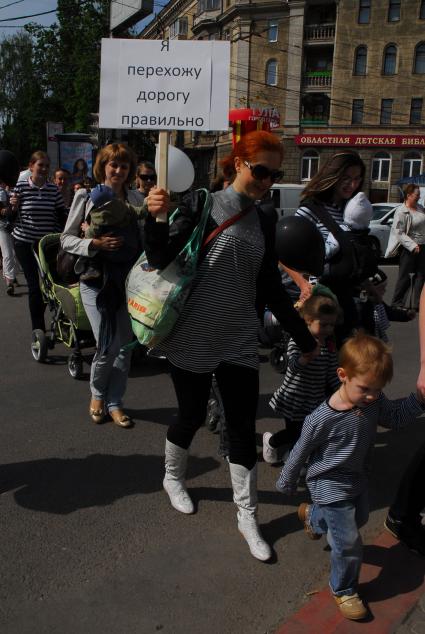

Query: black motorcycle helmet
0 150 20 188
275 215 325 277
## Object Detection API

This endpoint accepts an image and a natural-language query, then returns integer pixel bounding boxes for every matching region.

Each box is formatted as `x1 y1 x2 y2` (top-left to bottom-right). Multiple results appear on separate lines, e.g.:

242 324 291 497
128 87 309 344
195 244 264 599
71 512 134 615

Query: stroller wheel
31 329 48 363
68 353 84 380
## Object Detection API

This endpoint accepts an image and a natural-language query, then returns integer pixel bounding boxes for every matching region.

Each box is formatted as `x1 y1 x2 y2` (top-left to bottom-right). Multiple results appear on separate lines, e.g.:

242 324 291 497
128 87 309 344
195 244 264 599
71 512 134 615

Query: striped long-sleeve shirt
269 338 339 423
276 392 425 504
12 178 66 244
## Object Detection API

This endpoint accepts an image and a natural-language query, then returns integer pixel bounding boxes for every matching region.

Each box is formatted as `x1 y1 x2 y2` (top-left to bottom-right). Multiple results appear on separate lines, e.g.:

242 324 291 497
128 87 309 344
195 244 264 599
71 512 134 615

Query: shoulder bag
126 189 248 348
56 193 90 284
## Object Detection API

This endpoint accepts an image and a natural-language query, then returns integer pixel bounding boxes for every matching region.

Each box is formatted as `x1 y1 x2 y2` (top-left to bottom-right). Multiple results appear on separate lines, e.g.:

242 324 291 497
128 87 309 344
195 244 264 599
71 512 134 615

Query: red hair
220 131 283 178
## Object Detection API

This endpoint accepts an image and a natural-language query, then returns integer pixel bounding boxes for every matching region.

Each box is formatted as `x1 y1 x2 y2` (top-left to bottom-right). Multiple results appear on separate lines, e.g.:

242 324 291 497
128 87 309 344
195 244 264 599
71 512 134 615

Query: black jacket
144 190 316 354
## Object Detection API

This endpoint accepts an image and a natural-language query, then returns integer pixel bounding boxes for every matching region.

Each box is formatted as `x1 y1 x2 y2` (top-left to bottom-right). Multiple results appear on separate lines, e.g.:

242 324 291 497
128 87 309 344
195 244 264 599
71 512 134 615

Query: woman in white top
387 184 425 311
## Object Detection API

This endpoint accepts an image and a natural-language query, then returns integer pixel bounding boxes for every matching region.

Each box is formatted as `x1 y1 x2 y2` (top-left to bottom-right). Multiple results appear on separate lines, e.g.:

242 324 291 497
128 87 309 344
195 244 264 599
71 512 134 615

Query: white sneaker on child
263 432 279 464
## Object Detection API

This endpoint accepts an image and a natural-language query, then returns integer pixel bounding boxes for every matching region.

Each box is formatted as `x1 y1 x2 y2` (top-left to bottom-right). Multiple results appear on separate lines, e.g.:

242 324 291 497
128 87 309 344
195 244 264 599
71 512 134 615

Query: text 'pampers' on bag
126 190 212 348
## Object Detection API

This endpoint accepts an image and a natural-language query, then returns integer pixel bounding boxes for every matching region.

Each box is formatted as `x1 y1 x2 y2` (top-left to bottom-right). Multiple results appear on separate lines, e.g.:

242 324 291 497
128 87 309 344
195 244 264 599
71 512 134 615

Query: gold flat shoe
89 400 105 424
110 410 134 428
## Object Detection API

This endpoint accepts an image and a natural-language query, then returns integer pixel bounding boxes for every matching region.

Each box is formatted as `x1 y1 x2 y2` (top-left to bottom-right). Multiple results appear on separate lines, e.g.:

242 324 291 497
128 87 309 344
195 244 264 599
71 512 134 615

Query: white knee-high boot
229 462 272 561
163 439 194 514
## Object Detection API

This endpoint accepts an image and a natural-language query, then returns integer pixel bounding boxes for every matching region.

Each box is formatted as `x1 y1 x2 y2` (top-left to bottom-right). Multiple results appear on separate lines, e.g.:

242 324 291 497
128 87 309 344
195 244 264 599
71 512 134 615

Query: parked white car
368 203 399 257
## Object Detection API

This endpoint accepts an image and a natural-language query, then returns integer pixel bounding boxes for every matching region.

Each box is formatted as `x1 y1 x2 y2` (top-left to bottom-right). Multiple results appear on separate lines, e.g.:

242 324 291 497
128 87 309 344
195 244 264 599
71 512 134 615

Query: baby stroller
31 233 94 379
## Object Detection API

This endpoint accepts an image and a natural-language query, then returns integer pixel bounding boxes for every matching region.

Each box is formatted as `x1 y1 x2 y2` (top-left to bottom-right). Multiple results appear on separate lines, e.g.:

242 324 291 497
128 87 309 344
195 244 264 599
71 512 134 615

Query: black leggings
168 361 259 470
389 440 425 527
13 239 45 331
392 246 425 310
269 419 302 449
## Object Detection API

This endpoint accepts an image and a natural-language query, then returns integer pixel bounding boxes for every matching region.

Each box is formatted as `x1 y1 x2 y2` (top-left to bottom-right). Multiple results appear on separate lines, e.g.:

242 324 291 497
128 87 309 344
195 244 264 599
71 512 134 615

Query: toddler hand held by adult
416 366 425 402
146 186 170 217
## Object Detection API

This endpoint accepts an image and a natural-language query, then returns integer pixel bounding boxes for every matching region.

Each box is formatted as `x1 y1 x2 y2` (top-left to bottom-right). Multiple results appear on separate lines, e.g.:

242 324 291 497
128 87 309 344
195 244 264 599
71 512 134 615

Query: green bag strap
175 188 212 258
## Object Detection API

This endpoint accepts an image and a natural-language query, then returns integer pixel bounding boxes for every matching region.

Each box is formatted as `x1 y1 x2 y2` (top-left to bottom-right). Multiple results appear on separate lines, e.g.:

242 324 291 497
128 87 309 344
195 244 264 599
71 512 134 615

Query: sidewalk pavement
275 531 425 633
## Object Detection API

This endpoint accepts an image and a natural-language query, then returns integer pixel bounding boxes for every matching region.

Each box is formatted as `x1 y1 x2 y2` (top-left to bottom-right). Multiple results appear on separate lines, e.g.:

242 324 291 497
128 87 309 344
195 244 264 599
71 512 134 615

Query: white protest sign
99 38 230 132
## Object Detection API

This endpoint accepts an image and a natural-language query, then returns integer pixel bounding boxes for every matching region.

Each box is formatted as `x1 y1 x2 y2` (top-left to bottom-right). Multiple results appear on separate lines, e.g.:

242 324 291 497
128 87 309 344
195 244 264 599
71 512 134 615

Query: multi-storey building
141 0 425 201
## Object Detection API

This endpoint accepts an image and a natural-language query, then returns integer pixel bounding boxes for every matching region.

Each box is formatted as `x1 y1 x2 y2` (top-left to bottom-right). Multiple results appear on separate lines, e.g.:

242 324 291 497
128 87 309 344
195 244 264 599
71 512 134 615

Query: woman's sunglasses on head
244 161 283 183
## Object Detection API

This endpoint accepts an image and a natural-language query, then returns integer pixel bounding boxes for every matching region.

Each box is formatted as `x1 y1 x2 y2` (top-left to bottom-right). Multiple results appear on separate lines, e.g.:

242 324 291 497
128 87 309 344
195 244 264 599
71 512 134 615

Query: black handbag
57 192 91 284
56 248 80 284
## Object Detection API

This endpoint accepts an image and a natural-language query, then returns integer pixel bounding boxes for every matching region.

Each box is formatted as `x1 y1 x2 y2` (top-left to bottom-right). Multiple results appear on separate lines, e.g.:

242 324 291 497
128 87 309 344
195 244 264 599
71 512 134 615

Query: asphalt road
1 265 424 634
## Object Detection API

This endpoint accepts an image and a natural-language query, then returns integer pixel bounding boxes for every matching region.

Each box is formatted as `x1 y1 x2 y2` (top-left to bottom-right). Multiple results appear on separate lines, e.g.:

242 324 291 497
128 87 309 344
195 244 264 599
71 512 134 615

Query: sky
0 0 58 36
0 0 159 39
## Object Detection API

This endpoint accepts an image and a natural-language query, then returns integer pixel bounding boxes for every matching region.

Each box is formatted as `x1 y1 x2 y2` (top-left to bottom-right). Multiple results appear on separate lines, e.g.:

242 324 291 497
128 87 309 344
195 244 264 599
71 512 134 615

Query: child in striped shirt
263 293 340 464
276 333 425 621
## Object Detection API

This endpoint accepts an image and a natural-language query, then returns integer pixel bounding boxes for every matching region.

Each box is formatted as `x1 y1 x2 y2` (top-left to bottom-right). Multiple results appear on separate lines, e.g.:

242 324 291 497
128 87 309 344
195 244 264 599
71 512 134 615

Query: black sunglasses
138 173 157 181
244 160 283 183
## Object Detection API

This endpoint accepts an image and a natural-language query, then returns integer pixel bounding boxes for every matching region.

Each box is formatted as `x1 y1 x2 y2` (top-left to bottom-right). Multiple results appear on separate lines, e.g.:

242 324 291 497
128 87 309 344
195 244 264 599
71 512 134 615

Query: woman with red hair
145 131 317 561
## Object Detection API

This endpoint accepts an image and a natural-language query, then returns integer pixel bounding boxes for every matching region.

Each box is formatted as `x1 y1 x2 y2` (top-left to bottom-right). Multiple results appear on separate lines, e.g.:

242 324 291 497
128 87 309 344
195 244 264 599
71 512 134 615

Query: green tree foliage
0 32 46 162
0 0 112 164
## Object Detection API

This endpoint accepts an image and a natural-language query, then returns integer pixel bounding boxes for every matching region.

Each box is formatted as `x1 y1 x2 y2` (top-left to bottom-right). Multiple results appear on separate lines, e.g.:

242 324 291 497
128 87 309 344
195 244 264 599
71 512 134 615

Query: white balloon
155 144 195 192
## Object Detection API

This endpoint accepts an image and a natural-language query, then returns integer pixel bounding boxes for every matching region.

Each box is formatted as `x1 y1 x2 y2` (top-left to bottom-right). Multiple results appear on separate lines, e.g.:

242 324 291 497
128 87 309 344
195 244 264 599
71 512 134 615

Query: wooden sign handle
155 130 169 223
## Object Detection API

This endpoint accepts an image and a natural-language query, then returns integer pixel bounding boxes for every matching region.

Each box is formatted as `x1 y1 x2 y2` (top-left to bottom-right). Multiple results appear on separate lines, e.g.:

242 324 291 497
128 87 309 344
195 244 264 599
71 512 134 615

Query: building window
266 59 278 86
380 98 393 124
410 98 423 124
402 152 422 178
223 29 230 40
414 42 425 74
169 17 188 38
383 44 397 74
420 0 425 19
301 150 319 181
197 0 220 13
352 99 364 124
353 46 367 75
388 0 401 21
358 0 371 24
268 21 278 42
372 152 391 181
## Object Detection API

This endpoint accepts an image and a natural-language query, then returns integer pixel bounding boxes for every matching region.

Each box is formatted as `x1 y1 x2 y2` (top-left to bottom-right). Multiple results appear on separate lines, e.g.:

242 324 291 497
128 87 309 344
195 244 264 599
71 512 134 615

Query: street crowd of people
1 131 425 622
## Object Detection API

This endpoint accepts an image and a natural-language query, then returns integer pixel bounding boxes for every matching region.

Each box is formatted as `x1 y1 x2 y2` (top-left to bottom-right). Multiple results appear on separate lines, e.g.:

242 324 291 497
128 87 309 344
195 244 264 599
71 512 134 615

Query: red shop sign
295 134 425 148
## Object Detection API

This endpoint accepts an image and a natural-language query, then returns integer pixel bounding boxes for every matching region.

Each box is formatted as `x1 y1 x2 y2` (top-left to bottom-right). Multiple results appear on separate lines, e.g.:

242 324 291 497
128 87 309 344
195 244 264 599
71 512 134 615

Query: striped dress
277 393 425 504
12 178 66 244
269 338 339 423
156 186 265 372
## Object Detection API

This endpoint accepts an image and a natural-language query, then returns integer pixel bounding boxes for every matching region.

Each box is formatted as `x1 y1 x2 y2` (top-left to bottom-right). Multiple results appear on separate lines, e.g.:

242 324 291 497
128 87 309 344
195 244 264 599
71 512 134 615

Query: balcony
303 71 332 90
304 23 335 43
193 1 221 31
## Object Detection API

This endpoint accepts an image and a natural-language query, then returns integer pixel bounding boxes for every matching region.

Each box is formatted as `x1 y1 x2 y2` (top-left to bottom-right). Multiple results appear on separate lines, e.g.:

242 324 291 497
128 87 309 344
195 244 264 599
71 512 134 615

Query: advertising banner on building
229 107 280 145
295 134 425 148
99 38 230 132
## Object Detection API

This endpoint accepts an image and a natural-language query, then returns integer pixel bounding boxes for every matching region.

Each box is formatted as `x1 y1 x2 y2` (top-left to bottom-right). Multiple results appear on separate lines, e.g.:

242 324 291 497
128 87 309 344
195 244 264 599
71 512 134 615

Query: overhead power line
0 0 25 10
0 9 56 22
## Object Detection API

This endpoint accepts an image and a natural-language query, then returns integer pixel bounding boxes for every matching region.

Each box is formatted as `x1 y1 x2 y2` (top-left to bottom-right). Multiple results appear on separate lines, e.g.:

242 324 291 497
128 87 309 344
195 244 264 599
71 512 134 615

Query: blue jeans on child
80 281 134 412
309 489 369 597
